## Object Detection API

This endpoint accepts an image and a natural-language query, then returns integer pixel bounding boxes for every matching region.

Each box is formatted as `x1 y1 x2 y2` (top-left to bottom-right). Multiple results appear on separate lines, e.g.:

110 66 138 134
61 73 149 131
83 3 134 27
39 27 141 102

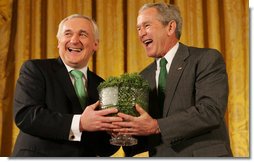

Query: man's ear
167 20 177 36
57 39 60 48
93 40 99 51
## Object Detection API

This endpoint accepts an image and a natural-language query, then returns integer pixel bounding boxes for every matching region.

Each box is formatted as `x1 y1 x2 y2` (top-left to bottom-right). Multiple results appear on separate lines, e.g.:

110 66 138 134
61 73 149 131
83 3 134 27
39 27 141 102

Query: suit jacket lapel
54 58 83 113
163 43 189 116
145 62 157 91
140 61 162 118
86 69 100 105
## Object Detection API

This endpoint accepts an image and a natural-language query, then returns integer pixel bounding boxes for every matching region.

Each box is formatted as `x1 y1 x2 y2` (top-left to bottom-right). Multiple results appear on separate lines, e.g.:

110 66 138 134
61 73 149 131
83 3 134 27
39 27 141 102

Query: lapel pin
177 67 182 70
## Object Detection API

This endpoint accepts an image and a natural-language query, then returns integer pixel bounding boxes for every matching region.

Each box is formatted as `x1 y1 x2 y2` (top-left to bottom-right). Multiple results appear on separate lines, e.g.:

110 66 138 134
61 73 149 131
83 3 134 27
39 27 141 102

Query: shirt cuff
69 115 82 141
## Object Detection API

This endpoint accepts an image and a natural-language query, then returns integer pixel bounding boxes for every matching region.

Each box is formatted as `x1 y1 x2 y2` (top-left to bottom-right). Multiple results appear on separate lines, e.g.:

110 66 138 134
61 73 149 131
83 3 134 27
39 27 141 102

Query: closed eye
80 31 88 37
145 24 150 29
64 31 72 37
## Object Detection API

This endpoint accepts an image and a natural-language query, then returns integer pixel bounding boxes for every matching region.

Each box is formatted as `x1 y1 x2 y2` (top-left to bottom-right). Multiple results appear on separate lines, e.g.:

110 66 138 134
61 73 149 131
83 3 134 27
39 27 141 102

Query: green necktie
158 58 168 111
70 70 87 108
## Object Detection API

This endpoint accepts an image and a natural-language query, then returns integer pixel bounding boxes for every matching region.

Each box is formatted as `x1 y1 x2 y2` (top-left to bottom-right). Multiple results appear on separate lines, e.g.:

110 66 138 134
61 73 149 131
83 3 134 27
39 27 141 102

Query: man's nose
139 27 147 38
70 34 79 43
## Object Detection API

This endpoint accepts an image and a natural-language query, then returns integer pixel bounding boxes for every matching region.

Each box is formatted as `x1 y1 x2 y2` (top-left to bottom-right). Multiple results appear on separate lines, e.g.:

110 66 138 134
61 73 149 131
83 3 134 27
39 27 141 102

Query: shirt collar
156 42 179 67
64 63 88 79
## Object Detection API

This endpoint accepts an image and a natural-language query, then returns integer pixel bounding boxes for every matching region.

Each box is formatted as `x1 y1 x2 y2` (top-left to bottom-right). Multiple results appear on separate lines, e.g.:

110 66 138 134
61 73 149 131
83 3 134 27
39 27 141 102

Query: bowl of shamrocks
98 73 150 146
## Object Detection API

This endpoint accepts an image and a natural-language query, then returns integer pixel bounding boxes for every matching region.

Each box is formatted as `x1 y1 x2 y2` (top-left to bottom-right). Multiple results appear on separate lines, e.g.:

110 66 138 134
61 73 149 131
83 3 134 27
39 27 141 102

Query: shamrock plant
98 73 149 116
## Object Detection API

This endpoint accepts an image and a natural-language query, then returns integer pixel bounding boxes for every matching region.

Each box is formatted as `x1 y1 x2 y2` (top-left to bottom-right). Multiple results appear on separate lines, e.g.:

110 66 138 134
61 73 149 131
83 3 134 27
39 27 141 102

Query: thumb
135 104 146 115
88 101 100 110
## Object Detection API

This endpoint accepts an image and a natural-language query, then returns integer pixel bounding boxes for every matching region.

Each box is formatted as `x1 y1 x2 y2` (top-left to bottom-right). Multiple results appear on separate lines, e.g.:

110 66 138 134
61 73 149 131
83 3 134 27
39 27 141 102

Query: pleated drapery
0 0 249 157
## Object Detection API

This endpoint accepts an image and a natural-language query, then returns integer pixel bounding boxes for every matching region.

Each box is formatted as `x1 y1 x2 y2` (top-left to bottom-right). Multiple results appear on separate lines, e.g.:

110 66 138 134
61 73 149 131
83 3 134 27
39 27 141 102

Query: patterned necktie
70 70 87 108
158 58 168 110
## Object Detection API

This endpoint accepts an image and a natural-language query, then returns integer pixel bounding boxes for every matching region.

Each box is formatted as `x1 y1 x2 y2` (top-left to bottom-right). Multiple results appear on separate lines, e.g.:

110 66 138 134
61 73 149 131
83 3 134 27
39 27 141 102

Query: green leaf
98 73 150 116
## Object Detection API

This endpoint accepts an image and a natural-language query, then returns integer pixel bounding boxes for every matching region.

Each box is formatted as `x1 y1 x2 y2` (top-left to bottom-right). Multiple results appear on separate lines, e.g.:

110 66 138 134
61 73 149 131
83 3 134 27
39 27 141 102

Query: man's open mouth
68 47 83 52
143 39 153 46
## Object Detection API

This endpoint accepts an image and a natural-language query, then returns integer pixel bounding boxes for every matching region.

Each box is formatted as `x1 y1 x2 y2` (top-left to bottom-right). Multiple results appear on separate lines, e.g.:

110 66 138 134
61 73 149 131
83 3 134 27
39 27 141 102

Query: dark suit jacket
125 43 233 157
12 58 119 157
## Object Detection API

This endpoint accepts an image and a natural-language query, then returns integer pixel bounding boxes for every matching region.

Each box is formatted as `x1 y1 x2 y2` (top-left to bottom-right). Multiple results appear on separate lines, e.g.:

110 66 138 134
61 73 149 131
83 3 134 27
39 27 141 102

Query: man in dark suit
12 14 122 157
115 3 233 157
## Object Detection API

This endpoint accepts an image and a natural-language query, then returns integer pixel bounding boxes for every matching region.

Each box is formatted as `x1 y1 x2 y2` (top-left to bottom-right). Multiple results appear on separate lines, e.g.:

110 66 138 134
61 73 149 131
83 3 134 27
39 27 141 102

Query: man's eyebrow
137 21 149 28
63 29 72 33
80 30 89 34
136 22 143 28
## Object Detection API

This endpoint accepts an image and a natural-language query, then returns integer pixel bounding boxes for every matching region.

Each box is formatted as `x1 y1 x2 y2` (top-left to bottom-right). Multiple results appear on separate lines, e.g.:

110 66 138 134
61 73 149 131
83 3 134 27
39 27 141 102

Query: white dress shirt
155 42 179 90
64 64 88 141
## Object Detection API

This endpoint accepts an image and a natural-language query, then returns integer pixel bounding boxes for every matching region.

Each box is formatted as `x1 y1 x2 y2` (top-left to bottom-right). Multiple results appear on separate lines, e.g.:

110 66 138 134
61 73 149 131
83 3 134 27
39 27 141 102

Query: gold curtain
0 0 249 157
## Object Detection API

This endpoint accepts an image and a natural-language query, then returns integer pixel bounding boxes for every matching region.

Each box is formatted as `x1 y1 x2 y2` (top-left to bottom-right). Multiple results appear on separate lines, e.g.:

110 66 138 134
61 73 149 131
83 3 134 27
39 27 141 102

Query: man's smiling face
58 17 98 68
137 7 173 58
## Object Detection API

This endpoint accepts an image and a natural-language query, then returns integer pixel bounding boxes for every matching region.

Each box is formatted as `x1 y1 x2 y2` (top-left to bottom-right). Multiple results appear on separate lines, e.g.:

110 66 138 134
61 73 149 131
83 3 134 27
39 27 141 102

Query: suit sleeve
158 49 229 145
13 60 73 141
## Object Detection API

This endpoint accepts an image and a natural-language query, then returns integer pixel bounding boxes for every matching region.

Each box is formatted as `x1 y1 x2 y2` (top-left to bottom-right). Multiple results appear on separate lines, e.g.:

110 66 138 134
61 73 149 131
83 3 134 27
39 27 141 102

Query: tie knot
70 70 83 79
160 58 167 68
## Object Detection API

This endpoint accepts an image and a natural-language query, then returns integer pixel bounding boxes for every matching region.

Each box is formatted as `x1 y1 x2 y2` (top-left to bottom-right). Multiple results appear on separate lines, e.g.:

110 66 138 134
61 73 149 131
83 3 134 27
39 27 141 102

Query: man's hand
80 101 123 132
112 104 160 136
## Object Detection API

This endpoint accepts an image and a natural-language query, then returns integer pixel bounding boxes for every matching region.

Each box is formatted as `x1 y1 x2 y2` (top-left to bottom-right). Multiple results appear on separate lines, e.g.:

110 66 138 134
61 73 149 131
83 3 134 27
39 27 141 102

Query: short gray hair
56 14 99 41
139 3 182 39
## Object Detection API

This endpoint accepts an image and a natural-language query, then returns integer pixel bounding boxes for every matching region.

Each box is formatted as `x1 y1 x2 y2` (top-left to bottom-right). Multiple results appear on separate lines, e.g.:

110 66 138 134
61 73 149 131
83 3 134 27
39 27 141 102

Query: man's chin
146 52 156 58
64 60 80 68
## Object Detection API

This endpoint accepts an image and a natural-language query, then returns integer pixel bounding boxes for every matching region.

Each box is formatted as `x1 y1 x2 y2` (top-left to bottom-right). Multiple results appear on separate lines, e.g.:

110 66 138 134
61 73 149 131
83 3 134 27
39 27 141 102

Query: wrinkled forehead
62 18 93 32
137 8 160 26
